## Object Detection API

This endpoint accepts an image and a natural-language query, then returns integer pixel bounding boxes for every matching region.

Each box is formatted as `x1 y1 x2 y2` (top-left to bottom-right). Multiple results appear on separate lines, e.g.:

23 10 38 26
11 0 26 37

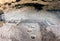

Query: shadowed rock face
0 0 60 10
0 6 60 41
16 0 20 2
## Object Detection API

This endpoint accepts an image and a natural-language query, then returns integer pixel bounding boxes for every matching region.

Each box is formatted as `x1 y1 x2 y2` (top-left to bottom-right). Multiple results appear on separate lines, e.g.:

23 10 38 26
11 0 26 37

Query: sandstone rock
0 0 16 4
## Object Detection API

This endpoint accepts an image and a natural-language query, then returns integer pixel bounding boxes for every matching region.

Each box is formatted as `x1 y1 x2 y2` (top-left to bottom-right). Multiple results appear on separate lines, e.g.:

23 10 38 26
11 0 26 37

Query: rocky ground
0 6 60 41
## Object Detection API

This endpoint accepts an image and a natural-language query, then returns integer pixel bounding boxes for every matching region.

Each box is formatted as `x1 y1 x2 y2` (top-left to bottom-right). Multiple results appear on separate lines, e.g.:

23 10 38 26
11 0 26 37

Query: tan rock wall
0 0 16 4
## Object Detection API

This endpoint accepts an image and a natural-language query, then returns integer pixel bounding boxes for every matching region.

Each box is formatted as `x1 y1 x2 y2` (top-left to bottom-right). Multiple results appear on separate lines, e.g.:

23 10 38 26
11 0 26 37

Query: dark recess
0 10 4 15
16 0 20 2
15 3 45 10
31 36 35 39
42 0 53 2
22 3 45 10
32 0 37 1
15 4 24 9
0 10 4 21
8 3 11 5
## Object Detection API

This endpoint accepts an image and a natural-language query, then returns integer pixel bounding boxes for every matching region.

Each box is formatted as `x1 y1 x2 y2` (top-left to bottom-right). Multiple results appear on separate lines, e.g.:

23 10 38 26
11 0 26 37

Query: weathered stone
0 6 60 41
0 0 60 10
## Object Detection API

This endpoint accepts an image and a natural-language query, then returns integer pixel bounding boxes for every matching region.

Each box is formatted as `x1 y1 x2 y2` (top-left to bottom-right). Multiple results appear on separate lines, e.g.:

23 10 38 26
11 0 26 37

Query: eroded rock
0 6 60 41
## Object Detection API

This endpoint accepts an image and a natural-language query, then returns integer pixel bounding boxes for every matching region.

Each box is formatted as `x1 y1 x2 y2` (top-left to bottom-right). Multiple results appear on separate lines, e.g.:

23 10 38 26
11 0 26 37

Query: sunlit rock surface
0 0 16 4
0 6 60 41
